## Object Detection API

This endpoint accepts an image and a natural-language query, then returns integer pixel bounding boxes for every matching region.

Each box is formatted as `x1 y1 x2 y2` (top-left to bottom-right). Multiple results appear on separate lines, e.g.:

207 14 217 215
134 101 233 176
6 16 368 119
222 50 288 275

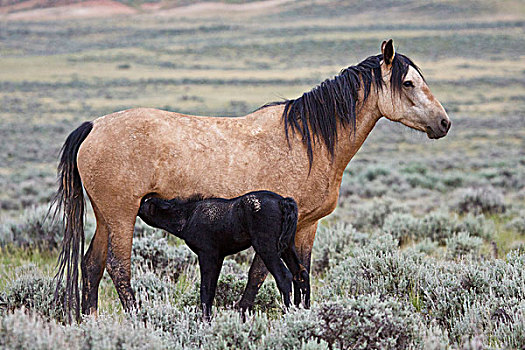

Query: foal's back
182 191 291 255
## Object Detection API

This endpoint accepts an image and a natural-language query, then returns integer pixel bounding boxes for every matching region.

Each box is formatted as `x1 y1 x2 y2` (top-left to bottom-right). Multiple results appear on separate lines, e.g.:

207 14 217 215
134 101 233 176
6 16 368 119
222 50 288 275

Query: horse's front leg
198 253 224 321
292 223 317 308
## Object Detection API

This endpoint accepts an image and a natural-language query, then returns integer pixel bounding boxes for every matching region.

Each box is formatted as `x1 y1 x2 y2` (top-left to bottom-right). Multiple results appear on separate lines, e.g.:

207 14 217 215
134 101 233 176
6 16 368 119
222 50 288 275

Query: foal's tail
277 197 298 254
50 121 93 323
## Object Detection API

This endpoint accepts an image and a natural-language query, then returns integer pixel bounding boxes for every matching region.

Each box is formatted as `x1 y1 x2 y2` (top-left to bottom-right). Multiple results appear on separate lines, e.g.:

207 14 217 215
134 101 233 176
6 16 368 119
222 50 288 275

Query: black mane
265 53 423 167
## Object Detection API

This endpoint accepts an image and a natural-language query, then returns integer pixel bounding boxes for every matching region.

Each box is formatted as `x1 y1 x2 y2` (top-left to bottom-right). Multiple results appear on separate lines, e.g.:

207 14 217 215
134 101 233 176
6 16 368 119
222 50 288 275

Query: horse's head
377 39 451 139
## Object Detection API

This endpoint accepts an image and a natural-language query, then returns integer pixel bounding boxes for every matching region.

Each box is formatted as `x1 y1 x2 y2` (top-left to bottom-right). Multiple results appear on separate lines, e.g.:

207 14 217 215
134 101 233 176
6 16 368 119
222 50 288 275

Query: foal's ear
381 39 395 66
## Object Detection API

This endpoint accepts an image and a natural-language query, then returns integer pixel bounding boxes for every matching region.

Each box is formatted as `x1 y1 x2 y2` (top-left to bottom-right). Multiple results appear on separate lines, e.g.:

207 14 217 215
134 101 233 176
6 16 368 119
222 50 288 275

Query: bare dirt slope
0 0 294 21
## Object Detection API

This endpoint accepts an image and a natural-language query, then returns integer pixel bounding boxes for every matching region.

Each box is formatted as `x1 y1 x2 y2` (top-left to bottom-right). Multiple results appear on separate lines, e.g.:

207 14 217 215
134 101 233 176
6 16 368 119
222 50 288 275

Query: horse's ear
381 39 395 66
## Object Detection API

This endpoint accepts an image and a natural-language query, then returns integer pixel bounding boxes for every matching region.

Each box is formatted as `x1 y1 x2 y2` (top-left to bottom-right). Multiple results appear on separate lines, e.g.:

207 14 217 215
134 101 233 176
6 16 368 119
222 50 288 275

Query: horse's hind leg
81 198 109 316
105 213 137 313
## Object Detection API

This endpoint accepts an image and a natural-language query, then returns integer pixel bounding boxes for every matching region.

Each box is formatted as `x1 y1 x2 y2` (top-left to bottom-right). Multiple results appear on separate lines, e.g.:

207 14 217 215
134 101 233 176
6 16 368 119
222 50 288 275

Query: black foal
138 190 309 319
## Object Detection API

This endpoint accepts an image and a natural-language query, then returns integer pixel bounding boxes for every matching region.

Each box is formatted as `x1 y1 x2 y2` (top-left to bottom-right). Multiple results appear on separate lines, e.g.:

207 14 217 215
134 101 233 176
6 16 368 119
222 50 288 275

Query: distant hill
1 0 520 22
0 0 260 12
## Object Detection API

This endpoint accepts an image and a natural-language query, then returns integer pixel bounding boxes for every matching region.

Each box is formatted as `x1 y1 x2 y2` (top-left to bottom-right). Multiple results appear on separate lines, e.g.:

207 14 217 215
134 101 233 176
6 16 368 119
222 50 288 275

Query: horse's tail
50 121 93 323
277 197 298 254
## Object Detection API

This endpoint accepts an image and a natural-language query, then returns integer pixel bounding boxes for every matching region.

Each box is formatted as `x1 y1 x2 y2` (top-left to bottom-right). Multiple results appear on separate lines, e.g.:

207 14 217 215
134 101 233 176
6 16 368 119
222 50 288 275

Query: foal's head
138 197 191 233
377 39 451 139
138 197 170 226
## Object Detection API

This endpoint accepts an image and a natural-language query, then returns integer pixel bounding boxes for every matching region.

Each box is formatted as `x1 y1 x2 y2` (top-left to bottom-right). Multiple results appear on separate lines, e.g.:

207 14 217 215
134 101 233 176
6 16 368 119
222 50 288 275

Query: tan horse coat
57 40 450 316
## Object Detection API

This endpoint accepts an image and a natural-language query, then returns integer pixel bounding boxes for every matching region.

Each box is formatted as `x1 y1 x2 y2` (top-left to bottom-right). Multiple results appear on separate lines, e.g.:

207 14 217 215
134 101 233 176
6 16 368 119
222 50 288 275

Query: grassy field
0 0 524 348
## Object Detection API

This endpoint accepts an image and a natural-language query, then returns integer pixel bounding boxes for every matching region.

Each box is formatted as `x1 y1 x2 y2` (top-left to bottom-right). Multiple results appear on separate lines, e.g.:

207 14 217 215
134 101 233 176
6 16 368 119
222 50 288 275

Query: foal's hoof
234 300 253 322
293 270 309 283
293 264 309 283
234 299 253 312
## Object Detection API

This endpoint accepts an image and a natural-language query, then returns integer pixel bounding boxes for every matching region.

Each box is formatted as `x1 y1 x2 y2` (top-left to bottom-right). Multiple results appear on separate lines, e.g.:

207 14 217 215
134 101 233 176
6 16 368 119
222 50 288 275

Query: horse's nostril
440 118 450 131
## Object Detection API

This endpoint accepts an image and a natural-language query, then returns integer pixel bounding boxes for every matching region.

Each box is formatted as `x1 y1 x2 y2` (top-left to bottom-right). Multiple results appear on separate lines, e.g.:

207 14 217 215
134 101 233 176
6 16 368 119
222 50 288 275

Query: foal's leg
239 223 318 311
198 253 224 321
251 239 293 309
81 197 109 316
237 254 269 313
281 246 309 307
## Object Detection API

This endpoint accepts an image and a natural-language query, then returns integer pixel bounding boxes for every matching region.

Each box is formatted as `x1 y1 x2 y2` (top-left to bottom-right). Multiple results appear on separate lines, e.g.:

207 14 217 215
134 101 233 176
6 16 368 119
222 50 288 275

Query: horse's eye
403 81 414 88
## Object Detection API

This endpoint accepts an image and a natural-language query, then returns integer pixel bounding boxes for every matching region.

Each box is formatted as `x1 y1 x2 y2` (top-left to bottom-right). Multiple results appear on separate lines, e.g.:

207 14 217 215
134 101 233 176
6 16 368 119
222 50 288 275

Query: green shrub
1 267 65 322
2 244 525 349
214 274 248 309
222 258 248 276
403 172 443 191
408 238 438 256
214 273 280 314
380 211 493 246
228 247 255 265
314 295 421 350
491 302 525 349
453 187 506 215
360 165 392 181
445 232 483 260
456 214 494 240
0 310 78 350
262 308 323 350
414 212 493 244
351 198 407 231
506 213 525 235
341 164 405 198
312 222 361 274
132 269 178 303
381 212 419 245
415 211 456 244
137 301 206 347
206 310 267 350
79 314 166 349
323 235 419 299
0 205 63 250
178 268 280 315
131 233 196 281
322 236 525 347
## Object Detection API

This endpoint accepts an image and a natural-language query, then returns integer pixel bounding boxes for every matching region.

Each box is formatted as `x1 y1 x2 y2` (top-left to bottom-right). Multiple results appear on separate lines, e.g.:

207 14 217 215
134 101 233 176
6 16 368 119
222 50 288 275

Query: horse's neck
242 97 381 215
333 92 382 175
304 93 381 219
253 94 381 178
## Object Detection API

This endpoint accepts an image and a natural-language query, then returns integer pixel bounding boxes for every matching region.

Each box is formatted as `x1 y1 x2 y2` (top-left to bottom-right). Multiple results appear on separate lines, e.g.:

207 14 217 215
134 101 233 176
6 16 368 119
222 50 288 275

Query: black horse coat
138 190 308 318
